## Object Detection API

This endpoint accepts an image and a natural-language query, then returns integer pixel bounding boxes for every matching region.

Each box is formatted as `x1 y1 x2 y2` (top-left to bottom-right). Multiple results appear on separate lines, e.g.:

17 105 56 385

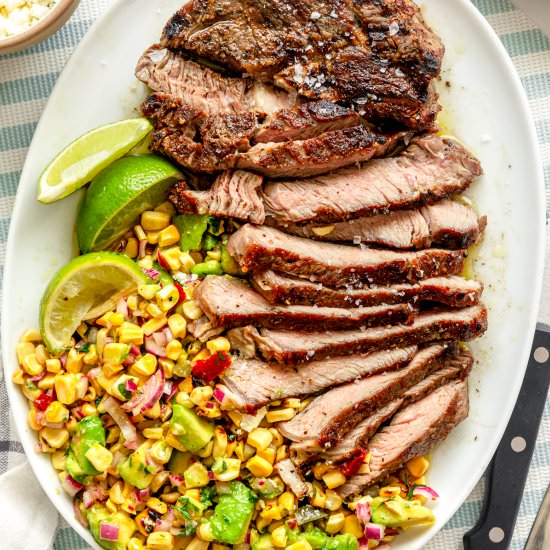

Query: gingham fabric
0 1 549 549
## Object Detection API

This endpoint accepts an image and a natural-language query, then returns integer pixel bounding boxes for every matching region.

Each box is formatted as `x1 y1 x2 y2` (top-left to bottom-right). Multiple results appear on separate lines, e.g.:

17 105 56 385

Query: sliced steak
235 125 409 178
338 379 469 497
251 272 483 309
161 0 443 128
275 459 310 499
187 316 225 343
226 225 465 288
169 172 265 224
199 112 258 159
262 134 482 225
285 199 486 250
255 100 363 143
278 343 449 447
230 304 487 364
219 346 417 412
195 276 414 331
136 45 294 116
317 347 473 462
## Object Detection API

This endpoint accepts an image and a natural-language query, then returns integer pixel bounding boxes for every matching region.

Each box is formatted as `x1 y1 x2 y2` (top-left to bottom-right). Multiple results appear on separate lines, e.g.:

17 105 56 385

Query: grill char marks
226 225 465 288
251 271 483 309
194 276 414 331
337 379 469 496
160 0 443 129
230 304 487 364
219 346 417 412
278 343 450 447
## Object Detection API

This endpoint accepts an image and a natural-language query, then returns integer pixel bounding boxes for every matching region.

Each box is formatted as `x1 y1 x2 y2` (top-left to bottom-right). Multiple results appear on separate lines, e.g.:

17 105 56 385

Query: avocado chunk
170 403 214 453
210 481 257 544
65 415 106 482
118 444 153 490
190 259 223 276
174 214 209 251
86 504 135 550
251 533 275 550
220 242 244 275
325 534 359 550
370 495 435 528
303 526 329 549
249 477 284 498
167 450 193 475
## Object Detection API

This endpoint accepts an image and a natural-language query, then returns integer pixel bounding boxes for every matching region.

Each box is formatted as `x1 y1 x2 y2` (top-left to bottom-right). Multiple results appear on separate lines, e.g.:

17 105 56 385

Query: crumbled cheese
389 21 400 36
310 11 321 20
0 0 57 38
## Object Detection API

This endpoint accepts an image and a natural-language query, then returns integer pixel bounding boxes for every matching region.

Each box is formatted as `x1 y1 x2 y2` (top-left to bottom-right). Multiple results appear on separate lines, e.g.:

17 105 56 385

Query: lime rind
37 118 153 204
39 252 148 352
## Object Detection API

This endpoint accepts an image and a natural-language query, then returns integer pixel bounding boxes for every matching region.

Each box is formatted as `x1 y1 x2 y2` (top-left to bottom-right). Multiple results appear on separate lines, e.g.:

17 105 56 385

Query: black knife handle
463 324 550 550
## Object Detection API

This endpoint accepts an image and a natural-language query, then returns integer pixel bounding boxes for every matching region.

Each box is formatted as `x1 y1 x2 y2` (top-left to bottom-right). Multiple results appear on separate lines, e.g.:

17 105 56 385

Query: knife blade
463 323 550 550
525 482 550 549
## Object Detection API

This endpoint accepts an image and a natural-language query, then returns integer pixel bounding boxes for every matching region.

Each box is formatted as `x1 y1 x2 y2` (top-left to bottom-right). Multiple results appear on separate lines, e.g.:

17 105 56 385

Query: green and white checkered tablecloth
1 1 549 548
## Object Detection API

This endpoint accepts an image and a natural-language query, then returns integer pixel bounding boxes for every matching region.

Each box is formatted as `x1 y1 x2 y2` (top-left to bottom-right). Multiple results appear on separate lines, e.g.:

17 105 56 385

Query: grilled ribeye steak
228 304 487 364
219 346 417 412
338 379 469 496
161 0 443 129
279 343 450 447
194 276 414 331
251 271 483 309
226 225 465 287
170 135 482 224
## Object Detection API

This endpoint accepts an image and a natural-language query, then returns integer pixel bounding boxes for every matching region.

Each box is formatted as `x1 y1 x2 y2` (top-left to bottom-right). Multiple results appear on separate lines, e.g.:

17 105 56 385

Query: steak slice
338 379 469 497
255 100 363 143
315 347 473 462
262 134 482 225
278 343 449 447
251 272 483 309
226 225 465 288
195 276 414 331
169 172 266 224
161 0 443 129
285 199 486 250
235 125 409 178
229 304 487 364
219 346 417 412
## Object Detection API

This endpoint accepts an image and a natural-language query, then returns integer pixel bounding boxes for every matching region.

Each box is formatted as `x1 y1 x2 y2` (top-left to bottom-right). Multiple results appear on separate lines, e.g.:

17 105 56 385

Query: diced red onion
87 328 98 344
73 500 88 528
47 421 65 429
116 297 129 318
169 473 184 487
82 484 108 509
144 335 167 358
155 519 172 532
413 485 440 501
123 354 136 367
129 344 141 356
75 375 89 400
213 387 226 404
125 379 138 393
355 501 371 524
99 521 120 541
134 488 150 504
163 381 173 395
138 239 148 258
122 369 165 416
358 537 369 550
102 396 140 449
87 367 101 379
142 267 161 280
205 402 215 409
365 523 385 540
73 407 85 421
29 372 46 382
234 544 250 550
152 330 168 347
59 473 84 497
287 519 297 530
245 529 251 544
163 327 173 341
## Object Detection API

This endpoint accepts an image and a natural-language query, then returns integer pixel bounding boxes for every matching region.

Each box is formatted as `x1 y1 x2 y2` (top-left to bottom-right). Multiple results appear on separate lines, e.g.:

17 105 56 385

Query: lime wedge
39 252 148 352
76 155 182 253
37 117 153 204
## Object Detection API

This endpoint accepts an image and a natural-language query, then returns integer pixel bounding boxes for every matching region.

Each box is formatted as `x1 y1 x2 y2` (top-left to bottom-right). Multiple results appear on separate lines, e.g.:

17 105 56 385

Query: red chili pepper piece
174 282 187 304
192 351 232 382
156 250 170 271
341 449 367 477
34 393 54 411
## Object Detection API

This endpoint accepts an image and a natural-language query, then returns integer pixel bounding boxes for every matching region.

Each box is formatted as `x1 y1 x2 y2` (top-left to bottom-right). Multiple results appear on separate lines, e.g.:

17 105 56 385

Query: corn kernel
266 408 295 423
182 300 203 321
167 314 187 339
146 531 174 550
128 537 146 550
35 344 48 365
143 427 163 440
37 374 56 391
184 462 210 488
16 342 35 365
164 340 182 361
163 247 184 271
260 505 283 521
41 427 69 449
45 401 69 424
325 489 343 511
127 294 139 310
311 482 326 508
278 491 296 512
159 358 175 379
109 481 125 505
134 224 147 241
276 445 289 463
212 458 241 481
142 210 171 231
146 497 168 515
206 337 231 354
144 401 162 419
51 450 66 470
190 386 214 406
257 447 276 464
271 525 288 547
22 353 44 376
196 522 214 542
124 237 139 258
247 428 273 451
246 455 273 477
158 225 181 248
55 374 77 405
142 317 168 336
147 231 160 245
45 358 61 373
160 492 180 504
195 440 214 458
21 328 42 342
178 251 195 273
379 486 401 498
322 469 347 489
103 342 130 365
131 354 158 377
11 368 24 385
342 514 363 537
28 408 43 431
186 538 209 550
83 345 99 365
407 456 430 479
118 322 144 345
211 545 229 550
138 284 160 300
151 441 173 464
286 540 312 550
85 443 113 472
312 462 331 479
212 427 228 458
256 515 272 531
325 512 346 534
166 432 188 453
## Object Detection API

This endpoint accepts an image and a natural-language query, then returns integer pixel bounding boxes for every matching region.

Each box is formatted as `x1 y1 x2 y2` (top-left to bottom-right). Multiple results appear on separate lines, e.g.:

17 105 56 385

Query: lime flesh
39 252 148 352
76 155 182 253
38 117 153 204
